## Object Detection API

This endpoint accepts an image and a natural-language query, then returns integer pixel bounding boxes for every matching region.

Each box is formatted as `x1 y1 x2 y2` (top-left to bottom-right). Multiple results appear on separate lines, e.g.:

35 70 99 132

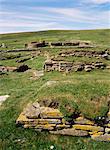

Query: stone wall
44 60 106 72
50 40 94 48
0 66 17 72
25 40 94 48
25 41 47 49
16 102 110 141
0 65 30 73
59 50 109 59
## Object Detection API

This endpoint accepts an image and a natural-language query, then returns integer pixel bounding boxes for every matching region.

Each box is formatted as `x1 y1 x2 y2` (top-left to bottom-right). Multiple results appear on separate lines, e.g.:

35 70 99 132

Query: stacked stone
16 102 68 131
44 60 106 72
59 50 109 59
16 103 110 141
0 66 17 72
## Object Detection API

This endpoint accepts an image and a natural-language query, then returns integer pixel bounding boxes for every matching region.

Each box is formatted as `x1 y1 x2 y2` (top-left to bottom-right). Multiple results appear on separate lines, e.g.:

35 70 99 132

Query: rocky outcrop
16 102 110 142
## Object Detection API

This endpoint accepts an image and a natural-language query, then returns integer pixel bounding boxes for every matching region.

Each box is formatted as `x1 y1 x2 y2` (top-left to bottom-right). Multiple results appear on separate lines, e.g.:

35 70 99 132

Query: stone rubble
16 102 110 142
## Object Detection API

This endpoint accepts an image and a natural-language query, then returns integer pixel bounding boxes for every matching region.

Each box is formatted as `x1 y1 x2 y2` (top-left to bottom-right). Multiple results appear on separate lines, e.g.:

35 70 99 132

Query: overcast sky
0 0 110 33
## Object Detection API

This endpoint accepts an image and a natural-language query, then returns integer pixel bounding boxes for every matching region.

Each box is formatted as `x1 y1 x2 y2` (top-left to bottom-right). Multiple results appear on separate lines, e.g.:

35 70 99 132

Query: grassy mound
37 81 110 120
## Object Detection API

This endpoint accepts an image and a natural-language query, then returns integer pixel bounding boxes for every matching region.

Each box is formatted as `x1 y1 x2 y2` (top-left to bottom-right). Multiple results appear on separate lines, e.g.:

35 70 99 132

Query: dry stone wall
16 102 110 141
25 40 94 48
44 60 106 72
59 50 109 59
0 66 17 72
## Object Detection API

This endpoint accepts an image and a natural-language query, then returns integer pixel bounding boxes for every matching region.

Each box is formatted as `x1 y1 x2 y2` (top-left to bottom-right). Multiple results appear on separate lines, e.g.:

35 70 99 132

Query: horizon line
0 28 110 35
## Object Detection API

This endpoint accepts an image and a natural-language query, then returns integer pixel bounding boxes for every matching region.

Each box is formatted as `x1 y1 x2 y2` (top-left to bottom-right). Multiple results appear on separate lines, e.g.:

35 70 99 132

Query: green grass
0 29 110 50
0 71 110 150
37 76 110 119
0 29 110 150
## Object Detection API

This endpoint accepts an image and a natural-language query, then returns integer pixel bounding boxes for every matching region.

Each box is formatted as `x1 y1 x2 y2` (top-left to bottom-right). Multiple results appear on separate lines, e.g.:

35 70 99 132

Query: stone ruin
0 43 8 48
59 50 109 60
25 40 94 49
16 101 110 141
15 64 30 72
0 66 17 73
50 40 93 48
44 59 106 72
0 64 30 74
25 41 47 49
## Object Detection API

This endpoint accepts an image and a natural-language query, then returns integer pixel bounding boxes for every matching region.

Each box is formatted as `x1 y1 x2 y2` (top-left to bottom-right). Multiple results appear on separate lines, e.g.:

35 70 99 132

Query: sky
0 0 110 33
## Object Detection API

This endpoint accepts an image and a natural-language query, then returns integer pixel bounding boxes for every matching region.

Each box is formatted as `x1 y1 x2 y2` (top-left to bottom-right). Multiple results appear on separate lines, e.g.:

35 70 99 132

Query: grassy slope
0 29 110 150
0 29 110 49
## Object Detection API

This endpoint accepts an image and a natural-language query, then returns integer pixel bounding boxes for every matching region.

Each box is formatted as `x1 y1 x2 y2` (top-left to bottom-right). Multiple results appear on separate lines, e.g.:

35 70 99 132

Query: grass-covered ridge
37 80 110 119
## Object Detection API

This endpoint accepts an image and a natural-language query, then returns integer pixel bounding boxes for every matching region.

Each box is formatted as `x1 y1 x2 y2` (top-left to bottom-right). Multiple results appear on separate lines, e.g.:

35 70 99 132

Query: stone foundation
16 102 110 142
0 66 17 72
59 50 109 59
44 60 106 72
25 40 93 48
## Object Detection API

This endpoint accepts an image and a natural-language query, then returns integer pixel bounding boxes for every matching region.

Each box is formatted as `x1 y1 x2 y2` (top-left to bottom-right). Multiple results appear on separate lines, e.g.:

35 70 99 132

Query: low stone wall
0 66 17 72
25 41 47 49
16 102 110 141
59 50 109 59
25 40 94 48
44 60 106 72
0 65 30 73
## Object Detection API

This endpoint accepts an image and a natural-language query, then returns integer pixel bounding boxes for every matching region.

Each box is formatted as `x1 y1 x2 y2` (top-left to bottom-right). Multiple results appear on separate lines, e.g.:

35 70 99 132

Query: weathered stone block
40 107 63 119
32 102 40 108
91 134 110 142
72 125 104 132
105 123 110 128
56 124 71 130
50 128 88 136
37 119 62 125
89 131 103 136
25 108 41 119
105 128 110 133
16 113 30 124
35 124 56 130
74 117 94 125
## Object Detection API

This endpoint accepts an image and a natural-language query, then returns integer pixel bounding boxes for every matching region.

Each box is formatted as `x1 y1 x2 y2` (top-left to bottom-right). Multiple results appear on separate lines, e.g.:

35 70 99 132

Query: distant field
0 29 110 150
0 29 110 50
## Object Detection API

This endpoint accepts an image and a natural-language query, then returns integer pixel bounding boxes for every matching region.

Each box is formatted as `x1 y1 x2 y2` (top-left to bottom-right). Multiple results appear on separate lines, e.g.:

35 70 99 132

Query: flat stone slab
0 95 9 106
74 117 94 125
73 125 104 132
50 128 88 136
91 134 110 142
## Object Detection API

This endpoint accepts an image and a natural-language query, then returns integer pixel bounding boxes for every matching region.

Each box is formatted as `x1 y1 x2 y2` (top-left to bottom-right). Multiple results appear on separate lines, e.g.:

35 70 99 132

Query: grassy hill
0 29 110 49
0 29 110 150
